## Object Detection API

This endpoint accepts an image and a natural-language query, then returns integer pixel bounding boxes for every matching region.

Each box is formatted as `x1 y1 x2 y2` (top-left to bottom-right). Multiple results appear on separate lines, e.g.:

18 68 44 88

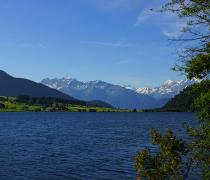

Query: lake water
0 112 197 180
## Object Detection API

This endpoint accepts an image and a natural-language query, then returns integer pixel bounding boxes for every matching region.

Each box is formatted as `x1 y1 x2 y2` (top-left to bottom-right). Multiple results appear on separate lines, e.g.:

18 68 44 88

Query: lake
0 112 197 180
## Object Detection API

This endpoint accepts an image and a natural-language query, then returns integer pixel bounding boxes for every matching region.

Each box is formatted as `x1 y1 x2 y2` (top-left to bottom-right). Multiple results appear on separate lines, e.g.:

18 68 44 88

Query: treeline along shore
0 96 131 112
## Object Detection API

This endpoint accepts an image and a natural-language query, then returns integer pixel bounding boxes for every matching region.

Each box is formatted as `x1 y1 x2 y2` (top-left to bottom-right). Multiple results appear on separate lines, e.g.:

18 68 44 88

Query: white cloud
135 8 187 39
161 19 186 38
135 9 157 25
163 31 180 38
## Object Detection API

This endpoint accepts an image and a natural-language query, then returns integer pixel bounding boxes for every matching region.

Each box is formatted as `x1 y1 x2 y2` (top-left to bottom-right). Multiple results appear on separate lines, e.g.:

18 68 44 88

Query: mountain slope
41 78 157 109
0 70 115 108
0 70 78 101
86 100 114 108
136 79 199 100
158 80 210 112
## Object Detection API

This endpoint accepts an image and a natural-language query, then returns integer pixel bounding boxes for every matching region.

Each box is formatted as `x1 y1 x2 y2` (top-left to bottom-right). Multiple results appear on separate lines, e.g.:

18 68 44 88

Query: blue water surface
0 112 197 180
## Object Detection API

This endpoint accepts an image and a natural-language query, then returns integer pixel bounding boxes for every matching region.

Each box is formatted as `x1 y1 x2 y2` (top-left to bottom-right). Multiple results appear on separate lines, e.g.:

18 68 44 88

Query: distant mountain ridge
2 70 198 110
0 70 113 108
41 77 199 109
136 79 200 100
41 78 157 109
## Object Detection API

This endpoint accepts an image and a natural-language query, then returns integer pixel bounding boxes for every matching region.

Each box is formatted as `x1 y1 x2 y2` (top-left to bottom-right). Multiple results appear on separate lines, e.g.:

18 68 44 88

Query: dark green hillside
0 70 114 109
86 100 114 108
0 70 76 100
160 80 210 112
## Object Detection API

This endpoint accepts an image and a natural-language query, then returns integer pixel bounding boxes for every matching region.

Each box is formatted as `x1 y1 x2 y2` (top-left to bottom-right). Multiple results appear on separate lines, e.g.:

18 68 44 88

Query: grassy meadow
0 96 132 112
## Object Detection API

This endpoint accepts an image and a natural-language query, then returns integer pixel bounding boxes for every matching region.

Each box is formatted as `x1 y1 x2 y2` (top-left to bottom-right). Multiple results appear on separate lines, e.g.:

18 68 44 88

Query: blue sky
0 0 186 87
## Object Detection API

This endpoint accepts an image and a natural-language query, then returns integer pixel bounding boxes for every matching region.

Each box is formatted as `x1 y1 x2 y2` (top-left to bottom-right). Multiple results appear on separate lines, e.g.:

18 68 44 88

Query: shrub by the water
0 103 5 109
89 109 97 112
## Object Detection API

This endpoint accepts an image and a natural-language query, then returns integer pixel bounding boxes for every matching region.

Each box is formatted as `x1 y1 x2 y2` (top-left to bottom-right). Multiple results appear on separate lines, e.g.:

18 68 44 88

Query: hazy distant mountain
0 70 113 108
41 77 199 109
41 78 156 109
136 79 199 100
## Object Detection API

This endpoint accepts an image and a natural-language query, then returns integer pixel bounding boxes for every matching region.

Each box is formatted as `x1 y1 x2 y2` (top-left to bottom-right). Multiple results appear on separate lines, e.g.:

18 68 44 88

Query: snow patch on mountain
123 85 137 91
41 78 157 109
41 77 200 109
136 79 200 100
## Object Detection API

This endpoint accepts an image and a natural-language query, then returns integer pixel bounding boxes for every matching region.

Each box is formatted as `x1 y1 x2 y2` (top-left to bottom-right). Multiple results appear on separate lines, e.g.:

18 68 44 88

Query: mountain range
41 77 199 109
0 70 112 108
41 78 156 109
0 70 198 110
135 79 199 100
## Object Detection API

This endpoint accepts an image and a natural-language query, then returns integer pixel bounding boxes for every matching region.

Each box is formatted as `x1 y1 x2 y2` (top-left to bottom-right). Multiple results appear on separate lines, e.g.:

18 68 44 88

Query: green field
0 96 133 112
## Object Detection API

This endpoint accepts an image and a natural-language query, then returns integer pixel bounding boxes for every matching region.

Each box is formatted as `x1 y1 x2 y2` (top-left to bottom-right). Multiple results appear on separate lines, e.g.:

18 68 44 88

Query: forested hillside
160 80 210 112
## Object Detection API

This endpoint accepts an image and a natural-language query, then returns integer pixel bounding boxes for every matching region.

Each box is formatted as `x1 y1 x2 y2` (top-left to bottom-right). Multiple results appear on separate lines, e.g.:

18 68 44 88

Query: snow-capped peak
136 79 199 100
163 80 175 86
123 85 137 91
136 87 152 94
41 77 200 102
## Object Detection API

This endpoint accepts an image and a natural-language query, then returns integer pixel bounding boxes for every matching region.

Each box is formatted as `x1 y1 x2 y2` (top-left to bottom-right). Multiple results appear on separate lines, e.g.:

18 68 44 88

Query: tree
135 0 210 179
133 108 137 112
161 0 210 79
187 90 210 178
135 129 189 179
0 103 5 109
